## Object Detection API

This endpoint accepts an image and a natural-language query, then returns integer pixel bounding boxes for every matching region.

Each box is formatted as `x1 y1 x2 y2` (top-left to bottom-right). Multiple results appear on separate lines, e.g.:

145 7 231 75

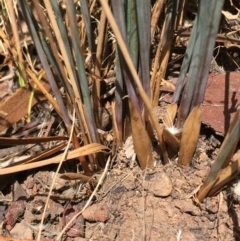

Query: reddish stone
161 72 240 135
202 72 240 134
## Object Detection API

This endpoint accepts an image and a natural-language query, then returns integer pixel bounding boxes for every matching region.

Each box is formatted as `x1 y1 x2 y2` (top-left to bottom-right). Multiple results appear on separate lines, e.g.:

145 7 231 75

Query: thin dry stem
25 67 61 116
56 155 111 240
6 0 27 86
93 5 108 128
150 0 164 42
37 109 76 241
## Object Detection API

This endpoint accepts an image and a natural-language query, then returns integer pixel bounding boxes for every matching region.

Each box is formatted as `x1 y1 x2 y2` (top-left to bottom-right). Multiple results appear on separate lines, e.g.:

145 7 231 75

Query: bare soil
1 128 240 241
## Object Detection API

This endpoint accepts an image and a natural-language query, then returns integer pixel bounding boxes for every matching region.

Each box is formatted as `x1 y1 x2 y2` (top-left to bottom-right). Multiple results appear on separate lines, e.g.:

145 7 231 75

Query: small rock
232 150 240 162
180 230 197 241
206 213 217 222
173 199 201 216
205 196 219 214
63 205 84 238
147 172 172 197
82 204 110 222
10 221 32 239
122 176 137 190
24 176 35 189
195 168 209 180
234 180 240 196
218 223 228 235
5 200 25 230
199 152 208 163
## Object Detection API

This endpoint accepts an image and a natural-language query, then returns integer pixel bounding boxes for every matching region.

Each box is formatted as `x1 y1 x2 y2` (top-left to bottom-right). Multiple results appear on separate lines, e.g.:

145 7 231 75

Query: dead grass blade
151 0 165 42
162 128 180 154
0 143 109 175
151 42 162 103
0 136 68 146
93 4 108 128
0 142 67 168
152 39 172 106
112 101 121 146
178 104 202 165
175 0 187 28
60 172 97 185
6 0 27 87
151 1 175 106
129 99 153 169
22 142 67 164
178 31 240 46
71 133 92 175
159 131 169 164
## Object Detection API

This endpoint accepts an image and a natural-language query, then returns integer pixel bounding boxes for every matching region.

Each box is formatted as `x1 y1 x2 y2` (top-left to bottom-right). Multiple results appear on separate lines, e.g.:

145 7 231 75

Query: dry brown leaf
163 103 178 128
128 99 153 169
4 200 25 231
196 159 240 202
178 104 202 165
0 143 109 175
0 78 51 133
207 159 240 197
197 110 240 202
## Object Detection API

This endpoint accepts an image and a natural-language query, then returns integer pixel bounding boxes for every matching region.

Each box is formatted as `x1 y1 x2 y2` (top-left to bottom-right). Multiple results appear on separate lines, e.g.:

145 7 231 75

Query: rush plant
1 0 239 207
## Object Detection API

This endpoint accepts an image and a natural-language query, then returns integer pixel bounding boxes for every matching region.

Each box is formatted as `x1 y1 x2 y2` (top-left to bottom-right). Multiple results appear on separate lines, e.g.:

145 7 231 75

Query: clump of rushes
13 0 239 203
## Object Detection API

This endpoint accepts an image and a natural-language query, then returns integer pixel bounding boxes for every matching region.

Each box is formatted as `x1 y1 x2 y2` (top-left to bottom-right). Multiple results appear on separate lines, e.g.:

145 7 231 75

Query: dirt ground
1 127 240 241
82 132 240 241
